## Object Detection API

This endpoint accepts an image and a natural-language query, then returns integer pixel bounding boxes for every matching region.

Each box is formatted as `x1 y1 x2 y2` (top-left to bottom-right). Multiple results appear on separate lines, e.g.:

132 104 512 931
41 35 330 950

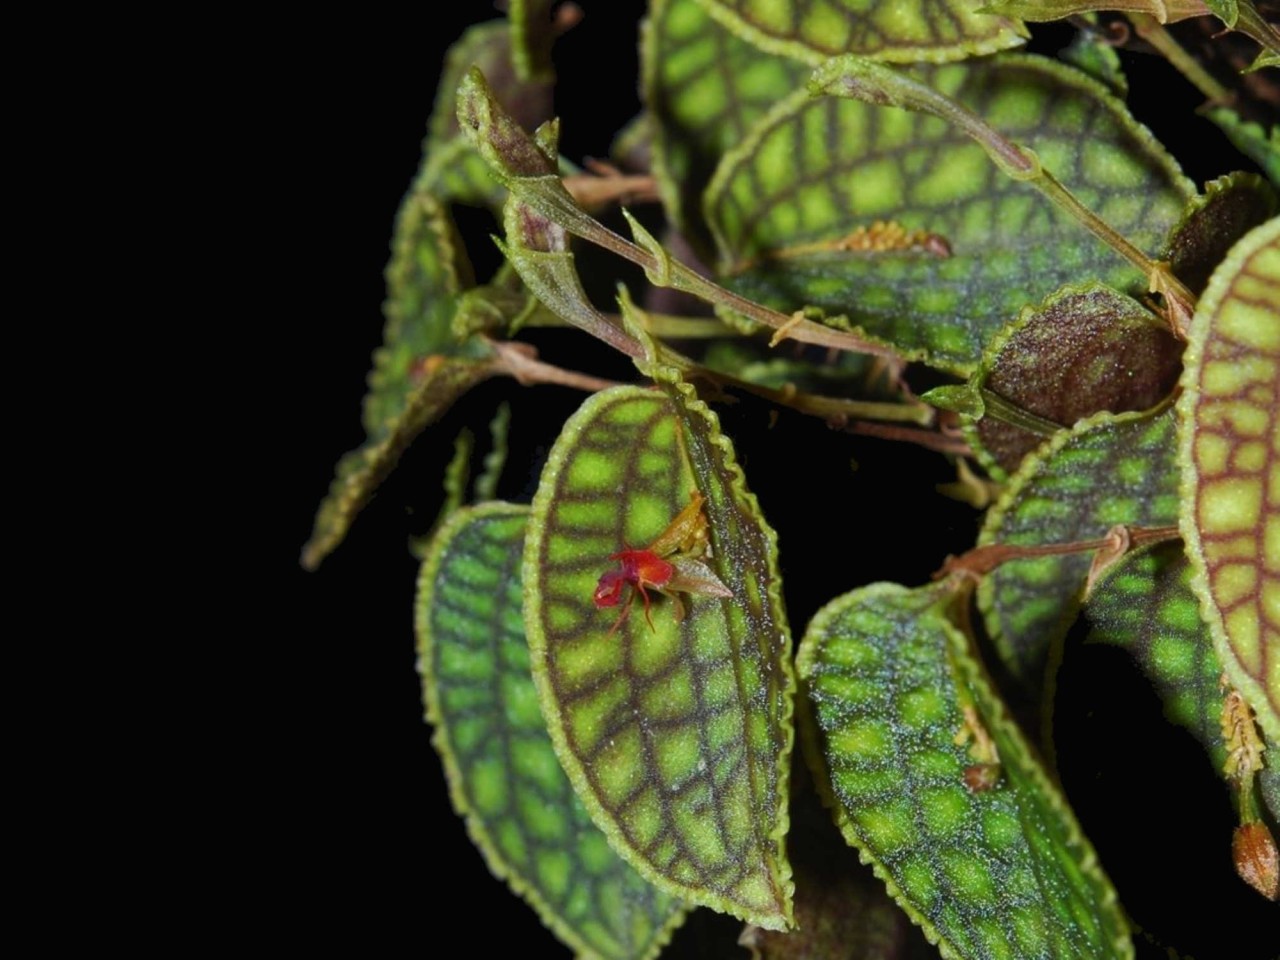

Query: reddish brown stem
938 524 1180 579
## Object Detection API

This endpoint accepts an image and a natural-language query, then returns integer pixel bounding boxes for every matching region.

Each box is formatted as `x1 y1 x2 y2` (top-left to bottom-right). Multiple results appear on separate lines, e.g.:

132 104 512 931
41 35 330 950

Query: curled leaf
962 282 1182 478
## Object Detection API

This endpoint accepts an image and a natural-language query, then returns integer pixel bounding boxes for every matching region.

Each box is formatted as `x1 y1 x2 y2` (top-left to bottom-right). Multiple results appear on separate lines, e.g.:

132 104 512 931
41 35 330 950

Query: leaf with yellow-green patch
1177 215 1280 742
1203 107 1280 190
798 581 1132 959
706 55 1194 372
417 503 687 959
977 408 1181 702
524 383 796 930
1163 173 1278 296
422 19 556 208
644 0 808 254
950 282 1182 479
693 0 1024 65
1083 540 1277 825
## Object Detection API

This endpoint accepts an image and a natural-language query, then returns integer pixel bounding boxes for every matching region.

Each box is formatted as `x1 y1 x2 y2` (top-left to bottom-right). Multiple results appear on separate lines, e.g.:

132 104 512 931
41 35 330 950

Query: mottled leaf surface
978 409 1180 699
644 0 808 253
707 56 1194 372
1083 540 1275 823
963 283 1182 478
1057 25 1126 97
1178 216 1280 741
694 0 1024 64
417 504 686 959
1204 108 1279 189
798 582 1132 960
1163 173 1278 297
525 386 796 929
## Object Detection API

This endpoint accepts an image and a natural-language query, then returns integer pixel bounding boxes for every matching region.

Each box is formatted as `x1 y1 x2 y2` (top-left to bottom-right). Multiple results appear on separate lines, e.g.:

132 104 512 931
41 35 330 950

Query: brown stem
486 339 621 392
937 524 1180 579
845 421 973 454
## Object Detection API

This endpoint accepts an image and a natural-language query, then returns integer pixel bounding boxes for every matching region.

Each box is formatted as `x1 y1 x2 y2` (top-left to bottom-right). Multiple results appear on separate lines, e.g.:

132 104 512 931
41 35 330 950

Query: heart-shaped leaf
706 55 1194 372
417 503 687 958
693 0 1025 64
644 0 808 254
524 384 796 930
798 581 1132 959
956 282 1182 478
1177 215 1280 742
977 408 1180 702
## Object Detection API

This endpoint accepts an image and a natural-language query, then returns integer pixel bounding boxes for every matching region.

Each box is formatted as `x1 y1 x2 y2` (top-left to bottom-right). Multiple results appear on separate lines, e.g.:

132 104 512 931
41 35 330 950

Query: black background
277 4 1277 955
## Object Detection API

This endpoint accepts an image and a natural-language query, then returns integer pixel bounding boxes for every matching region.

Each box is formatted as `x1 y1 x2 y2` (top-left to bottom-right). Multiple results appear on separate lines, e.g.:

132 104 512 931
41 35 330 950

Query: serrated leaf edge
416 501 689 960
796 581 1131 960
1175 214 1280 744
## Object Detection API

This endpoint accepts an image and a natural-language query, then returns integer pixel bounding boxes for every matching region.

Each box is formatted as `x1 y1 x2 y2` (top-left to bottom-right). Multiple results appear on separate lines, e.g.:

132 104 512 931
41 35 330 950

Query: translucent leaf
1203 107 1280 190
693 0 1025 65
706 55 1194 372
1163 172 1278 297
423 19 556 208
1084 540 1277 824
798 581 1132 959
417 504 687 959
960 282 1182 478
524 385 796 930
977 408 1180 700
644 0 807 253
1177 215 1280 742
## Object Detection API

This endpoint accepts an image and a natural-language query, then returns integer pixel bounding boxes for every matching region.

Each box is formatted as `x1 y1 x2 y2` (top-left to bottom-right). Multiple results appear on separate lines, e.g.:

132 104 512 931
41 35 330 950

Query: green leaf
693 0 1025 65
524 385 796 930
961 282 1182 479
1177 215 1280 742
1202 107 1280 190
797 581 1132 959
416 504 687 959
423 19 556 208
1083 540 1276 823
1163 172 1278 297
644 0 808 253
302 351 500 570
977 408 1180 700
1204 0 1240 26
706 55 1194 372
1057 24 1127 98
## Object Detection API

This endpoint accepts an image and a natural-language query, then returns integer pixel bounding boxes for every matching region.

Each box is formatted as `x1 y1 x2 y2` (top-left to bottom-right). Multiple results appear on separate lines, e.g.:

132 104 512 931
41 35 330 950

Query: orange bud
1233 822 1278 901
